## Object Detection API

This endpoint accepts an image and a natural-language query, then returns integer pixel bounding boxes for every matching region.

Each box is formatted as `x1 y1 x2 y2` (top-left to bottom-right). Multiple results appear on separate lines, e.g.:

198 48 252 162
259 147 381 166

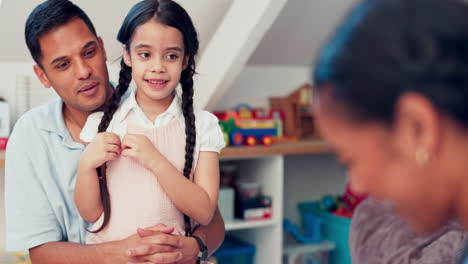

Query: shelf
220 139 332 160
225 218 279 231
283 240 335 255
0 140 332 167
0 150 4 168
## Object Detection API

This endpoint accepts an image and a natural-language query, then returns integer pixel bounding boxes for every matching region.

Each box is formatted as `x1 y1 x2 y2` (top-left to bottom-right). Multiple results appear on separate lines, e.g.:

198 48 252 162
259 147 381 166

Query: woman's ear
123 45 132 67
183 55 189 70
393 92 441 161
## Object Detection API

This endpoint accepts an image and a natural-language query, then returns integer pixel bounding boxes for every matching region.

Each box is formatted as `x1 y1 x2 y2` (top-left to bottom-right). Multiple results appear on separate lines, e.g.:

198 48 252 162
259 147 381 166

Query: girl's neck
136 91 176 122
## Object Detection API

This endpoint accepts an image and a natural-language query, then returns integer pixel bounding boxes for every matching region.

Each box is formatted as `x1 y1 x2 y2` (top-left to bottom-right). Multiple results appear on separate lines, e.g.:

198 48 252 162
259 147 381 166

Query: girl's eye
139 53 150 59
166 54 179 60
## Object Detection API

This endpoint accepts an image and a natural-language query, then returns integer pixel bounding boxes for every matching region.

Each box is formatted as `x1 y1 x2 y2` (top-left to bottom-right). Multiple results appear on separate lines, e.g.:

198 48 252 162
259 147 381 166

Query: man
5 1 225 263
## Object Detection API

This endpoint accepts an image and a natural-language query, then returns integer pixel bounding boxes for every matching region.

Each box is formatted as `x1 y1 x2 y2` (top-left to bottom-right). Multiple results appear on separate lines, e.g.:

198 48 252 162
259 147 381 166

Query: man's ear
123 46 132 67
98 36 107 61
33 65 51 88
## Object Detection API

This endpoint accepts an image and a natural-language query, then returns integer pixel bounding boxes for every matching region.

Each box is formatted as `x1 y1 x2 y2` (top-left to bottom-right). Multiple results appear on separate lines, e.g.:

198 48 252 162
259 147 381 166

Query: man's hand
126 225 199 264
123 224 187 264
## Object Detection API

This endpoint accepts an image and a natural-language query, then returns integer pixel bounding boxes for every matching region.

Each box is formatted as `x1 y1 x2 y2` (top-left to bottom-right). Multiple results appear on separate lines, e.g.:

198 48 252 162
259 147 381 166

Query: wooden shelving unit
220 139 332 160
218 140 334 264
0 140 332 168
0 151 4 168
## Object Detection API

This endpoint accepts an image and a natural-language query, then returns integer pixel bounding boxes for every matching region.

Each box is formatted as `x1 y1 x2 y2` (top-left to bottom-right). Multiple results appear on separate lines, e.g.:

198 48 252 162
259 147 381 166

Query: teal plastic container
213 236 255 264
298 201 351 264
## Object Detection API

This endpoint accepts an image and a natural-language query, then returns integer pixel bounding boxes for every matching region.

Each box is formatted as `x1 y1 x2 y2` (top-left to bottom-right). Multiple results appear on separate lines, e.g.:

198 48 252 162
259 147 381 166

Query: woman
312 0 468 262
350 197 466 263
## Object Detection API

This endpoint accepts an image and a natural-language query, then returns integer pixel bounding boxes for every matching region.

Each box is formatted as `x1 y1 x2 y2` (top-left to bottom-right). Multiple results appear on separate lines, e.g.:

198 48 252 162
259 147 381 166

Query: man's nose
76 59 92 80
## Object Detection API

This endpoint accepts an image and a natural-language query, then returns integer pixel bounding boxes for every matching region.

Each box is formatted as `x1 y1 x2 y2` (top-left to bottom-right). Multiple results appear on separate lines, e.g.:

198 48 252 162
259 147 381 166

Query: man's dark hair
25 0 97 66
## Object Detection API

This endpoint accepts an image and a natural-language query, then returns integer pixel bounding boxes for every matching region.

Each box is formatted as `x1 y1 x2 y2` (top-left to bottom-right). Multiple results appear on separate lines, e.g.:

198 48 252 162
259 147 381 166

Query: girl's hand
80 132 121 170
121 134 161 170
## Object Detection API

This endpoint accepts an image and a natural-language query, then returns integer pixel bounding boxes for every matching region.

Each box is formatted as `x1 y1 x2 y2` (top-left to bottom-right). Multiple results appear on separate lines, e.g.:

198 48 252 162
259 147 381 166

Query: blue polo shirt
5 97 91 251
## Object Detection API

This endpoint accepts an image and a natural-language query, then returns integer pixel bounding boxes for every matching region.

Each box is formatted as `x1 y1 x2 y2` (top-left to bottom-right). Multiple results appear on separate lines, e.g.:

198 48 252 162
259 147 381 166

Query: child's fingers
105 144 121 154
106 151 119 161
103 133 121 145
121 149 132 158
121 136 135 150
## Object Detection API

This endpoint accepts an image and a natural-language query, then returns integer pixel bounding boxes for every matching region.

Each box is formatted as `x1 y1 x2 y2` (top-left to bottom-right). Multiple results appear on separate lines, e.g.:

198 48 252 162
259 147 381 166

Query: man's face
33 18 111 114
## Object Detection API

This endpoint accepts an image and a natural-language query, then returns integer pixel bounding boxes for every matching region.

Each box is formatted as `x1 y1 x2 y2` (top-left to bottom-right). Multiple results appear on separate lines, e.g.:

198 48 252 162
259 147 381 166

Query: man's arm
180 207 225 262
30 209 225 264
29 225 182 264
194 207 225 257
129 207 226 264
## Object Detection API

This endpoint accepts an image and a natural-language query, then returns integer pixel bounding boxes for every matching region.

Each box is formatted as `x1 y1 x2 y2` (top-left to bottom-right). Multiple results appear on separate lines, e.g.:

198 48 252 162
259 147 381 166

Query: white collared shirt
80 89 225 169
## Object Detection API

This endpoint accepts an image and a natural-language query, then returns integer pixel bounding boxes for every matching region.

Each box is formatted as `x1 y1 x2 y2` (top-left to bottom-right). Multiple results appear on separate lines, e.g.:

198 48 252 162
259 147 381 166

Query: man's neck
63 104 90 144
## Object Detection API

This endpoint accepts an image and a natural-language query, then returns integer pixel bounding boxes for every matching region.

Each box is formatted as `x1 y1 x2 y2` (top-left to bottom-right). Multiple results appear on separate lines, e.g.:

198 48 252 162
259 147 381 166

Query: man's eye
56 61 70 69
84 48 96 57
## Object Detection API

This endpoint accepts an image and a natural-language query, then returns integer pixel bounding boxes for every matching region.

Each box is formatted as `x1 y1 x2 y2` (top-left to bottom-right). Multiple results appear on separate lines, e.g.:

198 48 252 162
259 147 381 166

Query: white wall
284 154 347 223
0 170 4 251
0 62 123 126
0 64 313 123
214 65 312 111
0 0 232 62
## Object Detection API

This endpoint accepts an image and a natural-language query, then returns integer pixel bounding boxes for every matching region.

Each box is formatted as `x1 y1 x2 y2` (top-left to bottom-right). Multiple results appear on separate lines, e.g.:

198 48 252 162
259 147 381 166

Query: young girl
74 0 225 244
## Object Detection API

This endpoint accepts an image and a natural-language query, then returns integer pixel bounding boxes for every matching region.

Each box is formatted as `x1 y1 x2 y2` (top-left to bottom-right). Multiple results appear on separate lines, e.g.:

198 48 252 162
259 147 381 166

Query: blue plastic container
298 201 351 264
213 236 255 264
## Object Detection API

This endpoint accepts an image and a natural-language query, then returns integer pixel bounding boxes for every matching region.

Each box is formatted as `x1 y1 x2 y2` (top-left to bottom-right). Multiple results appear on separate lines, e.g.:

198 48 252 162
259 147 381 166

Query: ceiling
0 0 232 62
248 0 359 66
0 0 360 66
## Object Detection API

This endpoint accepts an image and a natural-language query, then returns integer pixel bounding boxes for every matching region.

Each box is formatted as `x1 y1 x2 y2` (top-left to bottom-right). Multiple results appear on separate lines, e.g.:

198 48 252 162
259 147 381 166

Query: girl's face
124 20 187 109
313 86 455 233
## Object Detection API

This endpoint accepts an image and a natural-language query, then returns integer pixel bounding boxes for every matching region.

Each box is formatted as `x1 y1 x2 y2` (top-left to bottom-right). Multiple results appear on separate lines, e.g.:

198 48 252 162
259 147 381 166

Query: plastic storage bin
283 251 329 264
213 236 255 264
283 240 335 264
218 186 235 222
298 201 351 264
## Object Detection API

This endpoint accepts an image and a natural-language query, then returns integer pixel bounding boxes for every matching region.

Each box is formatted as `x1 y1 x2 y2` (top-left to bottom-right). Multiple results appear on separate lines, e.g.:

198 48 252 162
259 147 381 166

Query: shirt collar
115 89 183 124
37 97 84 149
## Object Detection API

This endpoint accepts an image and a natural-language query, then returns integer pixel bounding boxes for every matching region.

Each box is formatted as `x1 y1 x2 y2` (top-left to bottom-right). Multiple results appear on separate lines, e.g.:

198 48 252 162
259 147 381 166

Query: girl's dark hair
313 0 468 127
93 0 199 235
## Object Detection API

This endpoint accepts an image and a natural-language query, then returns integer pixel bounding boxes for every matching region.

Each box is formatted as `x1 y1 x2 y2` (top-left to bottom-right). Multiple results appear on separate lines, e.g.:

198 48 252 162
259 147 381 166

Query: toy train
215 104 283 147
